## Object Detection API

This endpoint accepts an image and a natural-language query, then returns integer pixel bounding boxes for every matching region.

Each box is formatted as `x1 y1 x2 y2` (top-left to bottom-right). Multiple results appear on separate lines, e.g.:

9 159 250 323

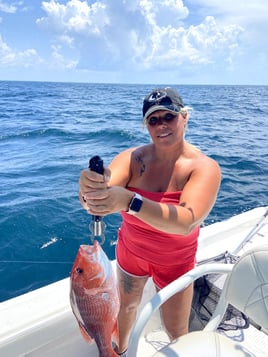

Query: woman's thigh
117 265 148 306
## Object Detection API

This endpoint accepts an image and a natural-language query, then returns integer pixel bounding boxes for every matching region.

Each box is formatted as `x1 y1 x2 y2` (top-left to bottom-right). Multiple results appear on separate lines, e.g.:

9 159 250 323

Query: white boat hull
1 207 267 356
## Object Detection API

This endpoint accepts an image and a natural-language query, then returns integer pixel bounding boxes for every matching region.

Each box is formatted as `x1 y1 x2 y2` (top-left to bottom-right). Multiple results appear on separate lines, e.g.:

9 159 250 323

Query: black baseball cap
143 87 184 120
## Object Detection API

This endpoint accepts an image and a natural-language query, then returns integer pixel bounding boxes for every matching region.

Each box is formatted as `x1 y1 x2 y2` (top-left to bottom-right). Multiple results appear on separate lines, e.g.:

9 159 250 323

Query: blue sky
0 0 268 84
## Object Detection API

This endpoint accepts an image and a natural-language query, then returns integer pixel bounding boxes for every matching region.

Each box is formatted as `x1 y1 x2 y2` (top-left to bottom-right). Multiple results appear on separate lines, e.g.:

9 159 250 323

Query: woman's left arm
134 157 221 235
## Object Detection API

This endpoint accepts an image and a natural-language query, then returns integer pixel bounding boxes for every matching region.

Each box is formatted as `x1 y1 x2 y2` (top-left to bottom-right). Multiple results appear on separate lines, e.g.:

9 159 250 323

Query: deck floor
138 282 268 354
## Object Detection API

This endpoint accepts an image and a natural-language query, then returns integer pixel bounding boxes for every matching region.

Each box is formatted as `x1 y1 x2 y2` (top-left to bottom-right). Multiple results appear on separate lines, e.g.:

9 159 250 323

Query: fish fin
78 322 94 344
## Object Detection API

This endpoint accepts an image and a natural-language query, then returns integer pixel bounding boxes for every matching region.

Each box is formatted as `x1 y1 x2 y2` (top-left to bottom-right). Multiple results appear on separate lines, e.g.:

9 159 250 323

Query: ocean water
0 81 267 302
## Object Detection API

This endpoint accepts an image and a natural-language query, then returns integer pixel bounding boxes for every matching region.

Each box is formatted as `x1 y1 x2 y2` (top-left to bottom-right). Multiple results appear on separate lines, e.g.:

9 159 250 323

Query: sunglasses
146 112 178 126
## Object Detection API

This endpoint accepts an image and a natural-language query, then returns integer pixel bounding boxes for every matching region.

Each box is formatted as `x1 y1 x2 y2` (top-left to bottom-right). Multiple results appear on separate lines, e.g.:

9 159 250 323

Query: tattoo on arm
179 202 195 222
135 155 145 176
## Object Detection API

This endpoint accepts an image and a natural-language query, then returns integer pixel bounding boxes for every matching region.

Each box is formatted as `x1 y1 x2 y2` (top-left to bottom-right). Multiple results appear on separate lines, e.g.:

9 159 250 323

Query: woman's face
146 110 187 148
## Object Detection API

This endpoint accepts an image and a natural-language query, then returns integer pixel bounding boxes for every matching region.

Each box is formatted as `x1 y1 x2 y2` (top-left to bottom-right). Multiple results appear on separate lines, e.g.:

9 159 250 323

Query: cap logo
148 90 167 104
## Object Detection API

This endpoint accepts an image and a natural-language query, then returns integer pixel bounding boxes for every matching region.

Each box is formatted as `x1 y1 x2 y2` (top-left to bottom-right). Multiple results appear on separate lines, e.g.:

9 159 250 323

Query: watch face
130 197 143 212
129 193 143 213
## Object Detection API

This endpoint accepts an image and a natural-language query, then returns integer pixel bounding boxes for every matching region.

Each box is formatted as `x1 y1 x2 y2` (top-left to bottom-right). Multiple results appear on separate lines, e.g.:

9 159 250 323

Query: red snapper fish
70 241 120 357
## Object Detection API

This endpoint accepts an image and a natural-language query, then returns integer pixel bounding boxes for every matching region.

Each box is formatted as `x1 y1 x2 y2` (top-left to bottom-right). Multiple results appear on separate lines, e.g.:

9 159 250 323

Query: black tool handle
89 155 104 175
89 155 104 219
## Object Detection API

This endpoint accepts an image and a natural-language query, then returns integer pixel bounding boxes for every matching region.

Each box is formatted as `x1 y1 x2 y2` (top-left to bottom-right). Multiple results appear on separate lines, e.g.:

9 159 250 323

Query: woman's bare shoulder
182 142 221 180
108 145 151 185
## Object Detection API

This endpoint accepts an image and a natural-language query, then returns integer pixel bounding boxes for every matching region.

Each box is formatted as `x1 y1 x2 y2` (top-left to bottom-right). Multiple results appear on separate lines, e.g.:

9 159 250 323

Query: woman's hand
79 166 111 192
79 167 110 211
79 167 133 215
85 186 133 216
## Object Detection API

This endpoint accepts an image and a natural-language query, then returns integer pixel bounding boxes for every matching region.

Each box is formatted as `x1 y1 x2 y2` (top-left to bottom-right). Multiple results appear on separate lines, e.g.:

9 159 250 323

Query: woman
79 87 221 356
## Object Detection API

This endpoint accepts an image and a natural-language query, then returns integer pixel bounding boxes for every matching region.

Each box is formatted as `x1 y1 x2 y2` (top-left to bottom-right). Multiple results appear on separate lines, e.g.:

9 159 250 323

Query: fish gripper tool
88 155 106 245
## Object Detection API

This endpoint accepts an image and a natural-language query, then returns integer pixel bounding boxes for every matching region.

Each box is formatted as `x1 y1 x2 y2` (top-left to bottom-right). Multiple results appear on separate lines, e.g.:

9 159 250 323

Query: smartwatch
126 193 143 215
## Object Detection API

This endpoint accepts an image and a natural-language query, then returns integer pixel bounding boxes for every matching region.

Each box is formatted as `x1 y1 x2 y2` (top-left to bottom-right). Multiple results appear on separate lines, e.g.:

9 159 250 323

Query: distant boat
1 206 267 356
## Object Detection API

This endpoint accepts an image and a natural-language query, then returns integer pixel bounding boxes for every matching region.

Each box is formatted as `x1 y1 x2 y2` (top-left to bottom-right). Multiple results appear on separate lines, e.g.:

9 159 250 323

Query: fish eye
76 267 83 274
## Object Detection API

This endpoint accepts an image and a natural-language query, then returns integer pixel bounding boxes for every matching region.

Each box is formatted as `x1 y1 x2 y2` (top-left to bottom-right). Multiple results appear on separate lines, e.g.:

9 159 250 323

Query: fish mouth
79 244 98 256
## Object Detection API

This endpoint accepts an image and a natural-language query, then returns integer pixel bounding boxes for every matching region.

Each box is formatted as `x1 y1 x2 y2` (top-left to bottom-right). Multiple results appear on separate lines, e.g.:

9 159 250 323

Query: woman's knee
164 319 189 340
160 285 193 340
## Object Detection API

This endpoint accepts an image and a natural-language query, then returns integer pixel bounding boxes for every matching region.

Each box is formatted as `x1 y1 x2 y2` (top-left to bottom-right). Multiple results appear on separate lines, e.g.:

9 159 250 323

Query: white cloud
0 1 17 13
0 33 75 71
142 16 244 69
36 0 244 73
140 0 189 27
49 44 78 69
37 0 109 35
185 0 268 26
0 34 41 67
